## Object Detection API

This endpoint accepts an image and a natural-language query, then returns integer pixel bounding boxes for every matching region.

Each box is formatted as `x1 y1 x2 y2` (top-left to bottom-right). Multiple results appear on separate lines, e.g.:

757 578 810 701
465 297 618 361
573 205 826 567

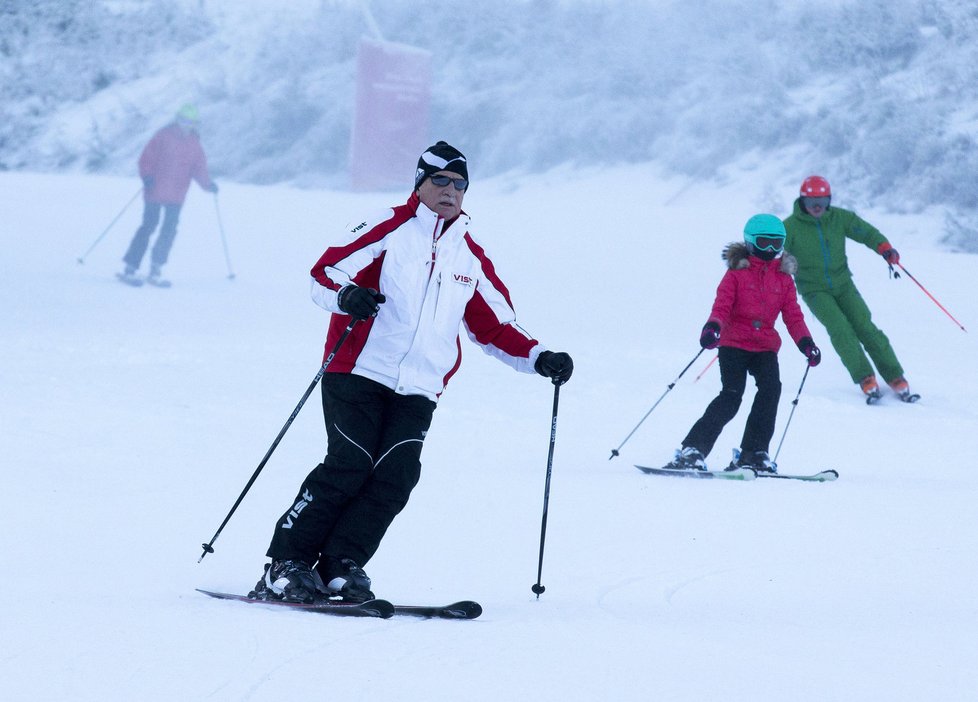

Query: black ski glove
337 285 386 320
142 175 154 190
798 336 821 367
699 322 721 350
535 350 574 385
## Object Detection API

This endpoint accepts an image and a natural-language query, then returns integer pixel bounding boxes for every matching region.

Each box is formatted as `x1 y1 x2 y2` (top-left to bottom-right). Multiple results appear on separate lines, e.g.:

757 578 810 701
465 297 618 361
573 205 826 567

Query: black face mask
749 244 779 261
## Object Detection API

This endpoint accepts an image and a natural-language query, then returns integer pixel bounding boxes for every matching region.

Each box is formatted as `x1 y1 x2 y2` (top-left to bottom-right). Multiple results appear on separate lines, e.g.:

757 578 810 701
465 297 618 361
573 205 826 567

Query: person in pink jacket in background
662 214 821 475
119 104 217 287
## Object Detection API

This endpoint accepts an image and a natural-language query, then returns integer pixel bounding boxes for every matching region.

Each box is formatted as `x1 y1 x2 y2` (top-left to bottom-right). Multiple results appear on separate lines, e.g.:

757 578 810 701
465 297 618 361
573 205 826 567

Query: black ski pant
266 373 436 570
122 202 182 270
682 346 782 458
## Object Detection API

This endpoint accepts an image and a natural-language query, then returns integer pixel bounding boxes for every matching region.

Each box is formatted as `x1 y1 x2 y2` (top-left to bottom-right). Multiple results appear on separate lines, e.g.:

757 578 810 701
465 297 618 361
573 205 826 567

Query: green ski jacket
782 199 888 296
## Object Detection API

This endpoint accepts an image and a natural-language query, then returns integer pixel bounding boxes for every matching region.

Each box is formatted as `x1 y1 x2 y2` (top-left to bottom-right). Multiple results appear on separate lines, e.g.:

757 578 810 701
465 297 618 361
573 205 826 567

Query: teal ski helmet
744 214 787 251
743 214 786 259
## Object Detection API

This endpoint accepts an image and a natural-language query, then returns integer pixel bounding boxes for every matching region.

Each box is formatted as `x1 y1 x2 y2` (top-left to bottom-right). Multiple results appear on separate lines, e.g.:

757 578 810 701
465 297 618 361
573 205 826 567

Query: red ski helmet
800 175 831 197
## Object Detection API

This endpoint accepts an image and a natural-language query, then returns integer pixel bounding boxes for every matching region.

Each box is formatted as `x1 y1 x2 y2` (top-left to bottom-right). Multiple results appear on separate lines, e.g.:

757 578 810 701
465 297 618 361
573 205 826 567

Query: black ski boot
250 560 317 603
317 556 375 603
728 448 777 474
663 446 707 471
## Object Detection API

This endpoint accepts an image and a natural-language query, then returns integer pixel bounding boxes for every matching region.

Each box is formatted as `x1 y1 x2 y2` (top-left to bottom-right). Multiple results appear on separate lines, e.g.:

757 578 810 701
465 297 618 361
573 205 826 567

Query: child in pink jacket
119 104 217 287
664 214 821 474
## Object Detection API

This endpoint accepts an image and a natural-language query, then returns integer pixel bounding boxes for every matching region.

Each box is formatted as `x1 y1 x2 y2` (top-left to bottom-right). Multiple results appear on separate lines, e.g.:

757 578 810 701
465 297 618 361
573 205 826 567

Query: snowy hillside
3 166 977 701
3 0 978 248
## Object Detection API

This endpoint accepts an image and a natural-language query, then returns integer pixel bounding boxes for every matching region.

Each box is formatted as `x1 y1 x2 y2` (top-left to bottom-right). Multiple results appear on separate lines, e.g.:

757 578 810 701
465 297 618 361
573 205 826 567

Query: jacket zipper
817 220 833 290
398 216 443 392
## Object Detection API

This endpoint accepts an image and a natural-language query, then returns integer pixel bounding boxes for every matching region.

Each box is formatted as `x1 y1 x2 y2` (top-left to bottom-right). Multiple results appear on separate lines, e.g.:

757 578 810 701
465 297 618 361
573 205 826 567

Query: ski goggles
753 235 785 251
429 174 469 191
802 196 831 210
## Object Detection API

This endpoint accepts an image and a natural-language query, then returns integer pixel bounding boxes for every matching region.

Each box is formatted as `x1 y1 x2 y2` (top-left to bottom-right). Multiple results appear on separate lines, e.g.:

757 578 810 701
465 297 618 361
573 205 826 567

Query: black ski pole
213 193 236 280
532 378 562 599
76 186 142 264
198 319 357 562
773 364 810 464
608 348 705 460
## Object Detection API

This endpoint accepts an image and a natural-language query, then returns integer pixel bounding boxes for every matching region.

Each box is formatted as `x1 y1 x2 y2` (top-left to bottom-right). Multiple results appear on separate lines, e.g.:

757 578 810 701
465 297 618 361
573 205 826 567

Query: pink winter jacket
138 124 213 205
708 242 812 353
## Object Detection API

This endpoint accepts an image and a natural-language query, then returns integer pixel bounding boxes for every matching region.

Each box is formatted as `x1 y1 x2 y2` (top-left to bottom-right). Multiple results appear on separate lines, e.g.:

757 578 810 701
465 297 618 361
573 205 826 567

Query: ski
196 588 395 618
145 277 173 288
635 464 837 483
197 589 482 619
754 469 839 482
867 391 919 405
635 465 756 481
393 601 483 620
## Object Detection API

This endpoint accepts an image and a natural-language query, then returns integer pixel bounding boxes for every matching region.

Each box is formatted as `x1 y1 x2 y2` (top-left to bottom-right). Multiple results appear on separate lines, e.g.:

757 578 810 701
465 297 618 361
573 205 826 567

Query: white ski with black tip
635 465 756 481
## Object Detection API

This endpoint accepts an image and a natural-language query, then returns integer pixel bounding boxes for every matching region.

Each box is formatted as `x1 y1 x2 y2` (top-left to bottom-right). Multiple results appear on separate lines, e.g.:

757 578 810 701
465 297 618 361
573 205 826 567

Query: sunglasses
429 174 468 191
754 236 785 251
803 196 830 210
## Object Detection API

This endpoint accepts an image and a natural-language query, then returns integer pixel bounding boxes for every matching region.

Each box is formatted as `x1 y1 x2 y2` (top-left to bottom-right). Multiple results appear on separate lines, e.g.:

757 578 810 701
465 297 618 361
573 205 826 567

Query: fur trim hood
722 241 797 275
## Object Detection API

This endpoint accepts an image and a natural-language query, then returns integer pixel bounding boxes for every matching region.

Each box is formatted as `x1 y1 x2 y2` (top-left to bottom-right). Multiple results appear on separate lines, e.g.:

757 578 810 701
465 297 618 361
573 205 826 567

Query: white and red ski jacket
310 192 544 402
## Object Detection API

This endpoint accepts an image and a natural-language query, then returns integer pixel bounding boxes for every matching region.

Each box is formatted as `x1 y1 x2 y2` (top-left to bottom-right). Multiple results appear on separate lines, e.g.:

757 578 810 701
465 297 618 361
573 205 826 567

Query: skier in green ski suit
782 175 914 402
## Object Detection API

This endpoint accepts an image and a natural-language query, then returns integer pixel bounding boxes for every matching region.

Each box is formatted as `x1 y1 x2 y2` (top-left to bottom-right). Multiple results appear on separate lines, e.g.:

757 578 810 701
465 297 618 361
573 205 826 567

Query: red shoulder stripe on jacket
310 201 417 290
463 233 514 309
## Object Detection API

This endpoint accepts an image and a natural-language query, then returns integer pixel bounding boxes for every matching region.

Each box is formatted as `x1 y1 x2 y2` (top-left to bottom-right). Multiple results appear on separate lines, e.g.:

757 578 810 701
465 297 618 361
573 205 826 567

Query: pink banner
349 38 432 191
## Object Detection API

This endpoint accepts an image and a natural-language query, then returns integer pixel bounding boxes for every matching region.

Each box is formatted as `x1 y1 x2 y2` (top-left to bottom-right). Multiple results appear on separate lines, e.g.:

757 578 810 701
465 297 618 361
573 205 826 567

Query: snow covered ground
3 167 977 701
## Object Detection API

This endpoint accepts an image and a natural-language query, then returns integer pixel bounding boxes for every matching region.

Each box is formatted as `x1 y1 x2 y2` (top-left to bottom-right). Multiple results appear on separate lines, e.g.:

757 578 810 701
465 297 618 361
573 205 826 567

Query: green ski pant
801 282 903 385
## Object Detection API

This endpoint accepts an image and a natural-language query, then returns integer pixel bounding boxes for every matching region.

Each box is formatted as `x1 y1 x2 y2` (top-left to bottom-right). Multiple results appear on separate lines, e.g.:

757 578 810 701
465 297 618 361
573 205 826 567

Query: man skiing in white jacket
252 141 573 604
